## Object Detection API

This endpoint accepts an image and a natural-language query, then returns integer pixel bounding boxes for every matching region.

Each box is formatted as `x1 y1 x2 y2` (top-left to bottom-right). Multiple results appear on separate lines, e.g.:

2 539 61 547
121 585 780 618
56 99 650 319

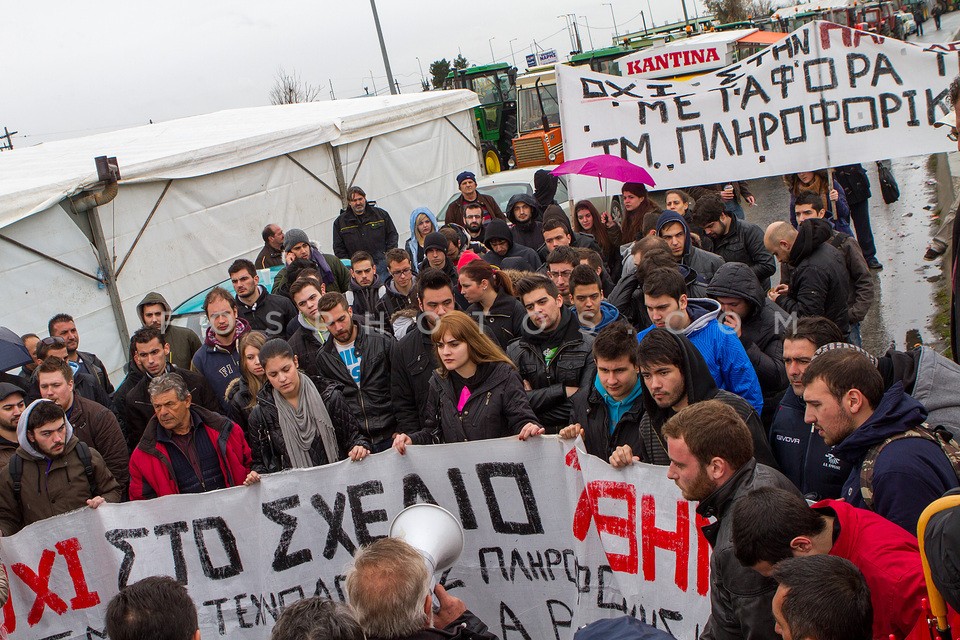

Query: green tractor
446 63 518 174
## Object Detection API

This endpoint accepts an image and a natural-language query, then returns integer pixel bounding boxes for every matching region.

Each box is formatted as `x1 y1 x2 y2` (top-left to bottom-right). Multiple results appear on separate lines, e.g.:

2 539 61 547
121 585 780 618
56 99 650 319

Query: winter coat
68 394 130 489
833 382 960 533
536 231 604 262
570 378 645 460
507 307 596 430
315 326 396 445
368 611 498 640
406 207 439 272
575 301 621 336
332 203 400 272
0 436 16 470
656 211 725 284
346 275 388 326
0 435 121 536
833 164 871 205
25 369 110 408
422 362 540 442
506 194 544 251
631 330 775 467
287 315 327 378
235 285 298 339
829 231 875 324
609 265 707 332
191 318 250 413
137 292 203 370
707 262 790 403
111 365 144 444
391 318 438 438
878 345 960 439
254 243 283 269
813 499 927 640
247 377 370 473
466 291 526 351
123 365 220 452
129 405 251 500
75 350 114 395
482 219 542 271
444 193 505 228
768 388 851 500
775 218 851 335
637 298 764 416
224 376 257 435
707 217 777 290
788 178 854 236
272 247 351 297
697 459 800 640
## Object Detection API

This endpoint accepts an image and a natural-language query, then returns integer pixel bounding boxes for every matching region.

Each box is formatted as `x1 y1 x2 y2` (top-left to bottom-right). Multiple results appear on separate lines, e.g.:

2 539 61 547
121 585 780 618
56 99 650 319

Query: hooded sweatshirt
834 382 960 533
137 292 203 370
482 219 541 271
577 300 621 335
595 375 645 430
506 193 544 251
406 207 439 272
191 317 251 413
656 210 725 284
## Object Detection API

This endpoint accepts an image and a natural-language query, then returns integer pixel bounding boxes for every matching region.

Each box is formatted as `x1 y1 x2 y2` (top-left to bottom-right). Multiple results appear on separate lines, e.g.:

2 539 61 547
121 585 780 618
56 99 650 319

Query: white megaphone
389 503 465 607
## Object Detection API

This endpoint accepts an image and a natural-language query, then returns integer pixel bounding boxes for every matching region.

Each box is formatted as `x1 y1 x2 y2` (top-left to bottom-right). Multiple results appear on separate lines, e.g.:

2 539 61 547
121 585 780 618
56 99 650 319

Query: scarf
273 372 340 469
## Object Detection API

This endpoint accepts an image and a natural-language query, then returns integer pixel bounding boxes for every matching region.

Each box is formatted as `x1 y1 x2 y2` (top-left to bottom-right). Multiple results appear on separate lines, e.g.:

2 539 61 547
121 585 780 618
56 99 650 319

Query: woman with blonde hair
405 207 438 273
393 311 542 450
225 330 268 433
783 170 853 235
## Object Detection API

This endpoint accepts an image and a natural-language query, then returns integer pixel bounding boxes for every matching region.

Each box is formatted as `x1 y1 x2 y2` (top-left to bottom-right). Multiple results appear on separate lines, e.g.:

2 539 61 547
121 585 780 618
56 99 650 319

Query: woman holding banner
248 339 370 473
392 311 542 451
784 170 854 236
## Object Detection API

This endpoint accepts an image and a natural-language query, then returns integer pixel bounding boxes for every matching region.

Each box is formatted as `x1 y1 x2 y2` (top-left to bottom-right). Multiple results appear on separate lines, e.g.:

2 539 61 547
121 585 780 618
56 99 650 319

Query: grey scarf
272 372 340 469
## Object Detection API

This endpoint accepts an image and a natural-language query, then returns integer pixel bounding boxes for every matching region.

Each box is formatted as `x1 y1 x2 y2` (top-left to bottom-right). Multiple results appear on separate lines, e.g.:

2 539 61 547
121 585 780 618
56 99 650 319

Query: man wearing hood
192 287 250 413
611 328 775 469
137 292 202 370
272 228 351 297
0 399 120 536
482 219 541 271
692 194 776 290
707 262 790 422
803 348 960 532
656 211 725 284
570 265 620 335
765 219 851 336
507 193 544 251
533 169 566 219
444 171 505 228
332 186 399 275
376 248 418 334
636 268 764 416
538 211 603 261
508 275 595 431
0 384 25 469
229 259 297 339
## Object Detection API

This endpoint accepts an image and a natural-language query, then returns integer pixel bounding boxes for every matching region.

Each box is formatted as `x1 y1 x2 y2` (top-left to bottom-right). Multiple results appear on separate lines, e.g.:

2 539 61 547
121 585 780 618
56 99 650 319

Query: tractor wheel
482 142 502 174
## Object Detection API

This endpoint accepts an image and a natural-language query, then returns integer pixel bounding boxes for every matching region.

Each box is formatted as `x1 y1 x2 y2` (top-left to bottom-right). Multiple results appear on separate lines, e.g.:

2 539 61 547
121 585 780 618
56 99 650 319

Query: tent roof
0 90 479 229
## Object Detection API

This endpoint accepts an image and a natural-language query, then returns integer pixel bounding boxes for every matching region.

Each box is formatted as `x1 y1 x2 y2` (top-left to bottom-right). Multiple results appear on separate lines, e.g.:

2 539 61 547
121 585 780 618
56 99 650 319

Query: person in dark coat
332 186 399 275
255 223 285 269
345 250 387 326
619 182 661 245
482 219 541 271
191 288 250 413
376 248 419 333
687 181 756 220
272 228 352 297
0 383 24 469
537 211 603 261
395 311 542 449
656 210 725 285
691 194 777 290
784 170 853 236
444 171 505 227
229 259 298 339
247 339 369 473
834 164 882 269
506 193 543 251
765 219 851 336
136 292 202 370
286 278 329 378
458 260 525 351
225 330 266 435
26 338 110 408
418 231 466 307
803 348 960 533
561 322 645 461
47 313 114 395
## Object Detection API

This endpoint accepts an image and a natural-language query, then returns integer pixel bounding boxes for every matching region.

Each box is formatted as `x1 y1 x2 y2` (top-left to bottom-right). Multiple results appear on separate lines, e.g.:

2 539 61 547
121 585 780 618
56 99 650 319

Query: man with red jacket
129 373 258 500
731 486 928 640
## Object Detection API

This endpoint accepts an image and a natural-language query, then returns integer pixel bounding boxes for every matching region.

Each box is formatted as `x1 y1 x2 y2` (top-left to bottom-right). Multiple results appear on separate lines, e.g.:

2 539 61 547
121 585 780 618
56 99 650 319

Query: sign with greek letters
557 21 959 191
0 437 710 639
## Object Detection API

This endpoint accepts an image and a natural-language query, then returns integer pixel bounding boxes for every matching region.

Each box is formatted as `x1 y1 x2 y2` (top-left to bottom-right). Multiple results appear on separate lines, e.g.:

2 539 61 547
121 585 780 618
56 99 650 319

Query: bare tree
269 67 324 105
749 0 777 18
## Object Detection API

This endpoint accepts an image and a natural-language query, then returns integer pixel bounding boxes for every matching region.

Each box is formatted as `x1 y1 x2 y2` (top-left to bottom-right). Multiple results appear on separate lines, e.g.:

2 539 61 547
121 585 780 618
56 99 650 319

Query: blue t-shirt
336 340 361 385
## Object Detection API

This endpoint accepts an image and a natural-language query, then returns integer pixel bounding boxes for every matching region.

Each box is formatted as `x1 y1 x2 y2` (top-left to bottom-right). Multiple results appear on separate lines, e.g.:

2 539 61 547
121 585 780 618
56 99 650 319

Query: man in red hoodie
731 486 926 640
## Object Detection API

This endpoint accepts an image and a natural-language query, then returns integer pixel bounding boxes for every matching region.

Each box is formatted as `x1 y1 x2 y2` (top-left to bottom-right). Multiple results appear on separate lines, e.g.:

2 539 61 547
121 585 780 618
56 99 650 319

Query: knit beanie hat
456 250 482 271
284 228 310 253
812 342 879 367
457 171 476 186
423 231 449 252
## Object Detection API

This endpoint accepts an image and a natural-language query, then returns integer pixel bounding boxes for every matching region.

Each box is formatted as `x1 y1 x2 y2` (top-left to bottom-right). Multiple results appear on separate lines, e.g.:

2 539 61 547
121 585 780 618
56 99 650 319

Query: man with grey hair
270 596 364 640
128 373 258 500
345 537 496 640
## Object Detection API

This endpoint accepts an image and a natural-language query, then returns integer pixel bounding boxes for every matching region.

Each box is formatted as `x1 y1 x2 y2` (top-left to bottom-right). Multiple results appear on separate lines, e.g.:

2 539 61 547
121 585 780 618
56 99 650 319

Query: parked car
895 11 918 36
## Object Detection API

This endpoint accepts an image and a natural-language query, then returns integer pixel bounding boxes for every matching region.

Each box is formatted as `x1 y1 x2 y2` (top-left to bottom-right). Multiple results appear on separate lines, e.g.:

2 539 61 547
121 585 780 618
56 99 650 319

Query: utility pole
680 0 691 29
369 0 398 95
568 14 584 54
416 56 426 87
395 79 401 94
603 3 619 40
489 36 496 63
509 38 518 67
582 16 595 50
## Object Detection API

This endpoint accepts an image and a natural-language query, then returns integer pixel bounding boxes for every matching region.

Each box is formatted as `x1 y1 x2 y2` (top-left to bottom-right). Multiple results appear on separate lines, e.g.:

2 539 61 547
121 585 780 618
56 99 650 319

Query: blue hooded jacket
594 374 645 431
834 382 960 533
577 300 621 335
637 298 763 415
406 207 438 273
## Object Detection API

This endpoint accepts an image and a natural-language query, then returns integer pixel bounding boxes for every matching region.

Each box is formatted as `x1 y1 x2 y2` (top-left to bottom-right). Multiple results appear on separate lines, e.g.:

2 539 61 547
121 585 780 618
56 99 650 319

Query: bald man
764 218 850 334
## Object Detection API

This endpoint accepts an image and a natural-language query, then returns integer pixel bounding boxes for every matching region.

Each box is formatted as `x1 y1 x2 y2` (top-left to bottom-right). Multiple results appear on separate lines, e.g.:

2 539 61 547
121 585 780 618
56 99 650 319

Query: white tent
0 91 480 381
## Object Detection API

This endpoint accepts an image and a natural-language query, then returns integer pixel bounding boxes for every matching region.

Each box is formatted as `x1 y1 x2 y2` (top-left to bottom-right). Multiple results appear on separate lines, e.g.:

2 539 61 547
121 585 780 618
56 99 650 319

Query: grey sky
5 0 699 146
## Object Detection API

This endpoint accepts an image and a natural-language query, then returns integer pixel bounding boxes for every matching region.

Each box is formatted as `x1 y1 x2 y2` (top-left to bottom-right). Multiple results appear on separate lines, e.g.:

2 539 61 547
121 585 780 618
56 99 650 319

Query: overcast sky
5 0 701 146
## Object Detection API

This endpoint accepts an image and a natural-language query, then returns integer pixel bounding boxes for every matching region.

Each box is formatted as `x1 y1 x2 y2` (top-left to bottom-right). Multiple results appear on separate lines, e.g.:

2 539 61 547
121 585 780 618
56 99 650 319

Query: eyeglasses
390 267 413 277
547 270 573 279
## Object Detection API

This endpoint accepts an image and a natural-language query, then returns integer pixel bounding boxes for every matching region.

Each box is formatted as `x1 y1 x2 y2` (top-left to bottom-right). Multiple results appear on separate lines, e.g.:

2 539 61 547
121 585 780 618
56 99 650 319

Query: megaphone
389 503 465 577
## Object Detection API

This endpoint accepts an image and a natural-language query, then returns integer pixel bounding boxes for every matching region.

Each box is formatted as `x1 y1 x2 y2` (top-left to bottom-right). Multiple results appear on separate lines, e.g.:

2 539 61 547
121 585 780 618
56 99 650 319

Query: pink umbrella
551 154 656 187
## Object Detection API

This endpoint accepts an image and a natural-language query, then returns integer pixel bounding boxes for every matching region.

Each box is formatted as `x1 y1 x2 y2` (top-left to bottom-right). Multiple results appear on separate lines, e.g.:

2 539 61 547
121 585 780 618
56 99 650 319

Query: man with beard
0 384 25 468
191 287 251 413
444 171 505 228
332 186 399 275
345 251 387 325
506 194 543 251
136 292 202 370
255 223 285 269
462 202 487 244
661 400 798 640
692 194 776 290
0 399 120 535
48 313 113 394
229 259 297 339
508 275 595 432
272 228 351 297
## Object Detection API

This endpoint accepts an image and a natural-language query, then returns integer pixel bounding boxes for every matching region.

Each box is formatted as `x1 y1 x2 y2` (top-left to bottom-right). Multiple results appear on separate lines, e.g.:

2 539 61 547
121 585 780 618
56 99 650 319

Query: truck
445 62 518 174
511 68 563 169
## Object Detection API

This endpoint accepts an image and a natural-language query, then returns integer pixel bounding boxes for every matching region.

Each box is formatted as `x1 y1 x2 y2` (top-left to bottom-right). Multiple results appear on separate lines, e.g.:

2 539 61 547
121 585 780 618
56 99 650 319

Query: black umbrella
0 326 31 373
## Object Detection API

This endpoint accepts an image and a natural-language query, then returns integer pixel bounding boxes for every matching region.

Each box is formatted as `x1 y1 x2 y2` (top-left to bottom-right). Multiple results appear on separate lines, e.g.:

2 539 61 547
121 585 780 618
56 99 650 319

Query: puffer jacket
570 376 645 460
422 362 540 442
656 211 725 284
506 194 544 251
406 207 439 272
315 326 396 445
332 203 400 271
707 217 777 290
68 394 130 489
507 307 595 431
775 218 851 335
136 292 202 370
247 376 370 473
466 291 526 351
482 219 541 271
235 285 298 339
697 459 801 640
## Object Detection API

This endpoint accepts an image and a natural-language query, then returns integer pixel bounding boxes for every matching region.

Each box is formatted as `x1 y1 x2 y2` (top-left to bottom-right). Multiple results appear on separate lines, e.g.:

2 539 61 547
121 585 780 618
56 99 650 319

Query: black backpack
8 441 99 502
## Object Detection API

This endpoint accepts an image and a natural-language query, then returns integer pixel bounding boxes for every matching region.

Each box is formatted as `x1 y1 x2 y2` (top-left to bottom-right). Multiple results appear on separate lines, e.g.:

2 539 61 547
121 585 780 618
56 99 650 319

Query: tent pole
331 146 349 210
86 205 131 350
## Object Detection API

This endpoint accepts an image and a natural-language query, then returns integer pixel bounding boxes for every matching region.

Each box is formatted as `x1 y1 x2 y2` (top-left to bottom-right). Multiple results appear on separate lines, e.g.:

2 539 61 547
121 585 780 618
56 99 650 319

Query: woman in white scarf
248 339 370 472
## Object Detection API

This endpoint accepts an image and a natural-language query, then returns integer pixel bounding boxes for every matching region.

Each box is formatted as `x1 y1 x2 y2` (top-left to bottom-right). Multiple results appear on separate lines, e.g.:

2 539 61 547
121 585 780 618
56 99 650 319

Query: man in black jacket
315 292 396 452
482 219 541 271
508 275 595 432
332 186 399 275
346 251 387 328
229 259 297 339
376 248 419 334
48 313 114 394
692 194 777 290
765 219 851 336
255 223 285 269
538 212 603 261
287 278 329 378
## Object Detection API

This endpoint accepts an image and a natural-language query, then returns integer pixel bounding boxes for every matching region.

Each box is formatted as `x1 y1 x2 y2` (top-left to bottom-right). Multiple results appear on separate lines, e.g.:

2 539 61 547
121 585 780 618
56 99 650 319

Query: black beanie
424 231 448 252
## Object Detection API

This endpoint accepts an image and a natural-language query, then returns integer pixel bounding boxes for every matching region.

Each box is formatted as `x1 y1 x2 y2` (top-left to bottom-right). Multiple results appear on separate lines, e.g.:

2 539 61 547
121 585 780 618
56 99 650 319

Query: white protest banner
0 437 710 640
557 21 959 192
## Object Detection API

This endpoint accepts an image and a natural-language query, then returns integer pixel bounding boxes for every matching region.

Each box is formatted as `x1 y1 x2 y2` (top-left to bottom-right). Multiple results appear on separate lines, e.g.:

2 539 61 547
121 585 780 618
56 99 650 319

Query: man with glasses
255 223 285 269
332 186 399 275
376 248 419 336
48 313 113 395
542 245 579 305
191 287 250 413
462 202 488 245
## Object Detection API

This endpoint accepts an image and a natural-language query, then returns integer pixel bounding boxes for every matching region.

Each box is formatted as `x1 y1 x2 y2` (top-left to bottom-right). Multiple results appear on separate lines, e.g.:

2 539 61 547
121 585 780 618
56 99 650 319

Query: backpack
8 440 99 503
860 424 960 508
